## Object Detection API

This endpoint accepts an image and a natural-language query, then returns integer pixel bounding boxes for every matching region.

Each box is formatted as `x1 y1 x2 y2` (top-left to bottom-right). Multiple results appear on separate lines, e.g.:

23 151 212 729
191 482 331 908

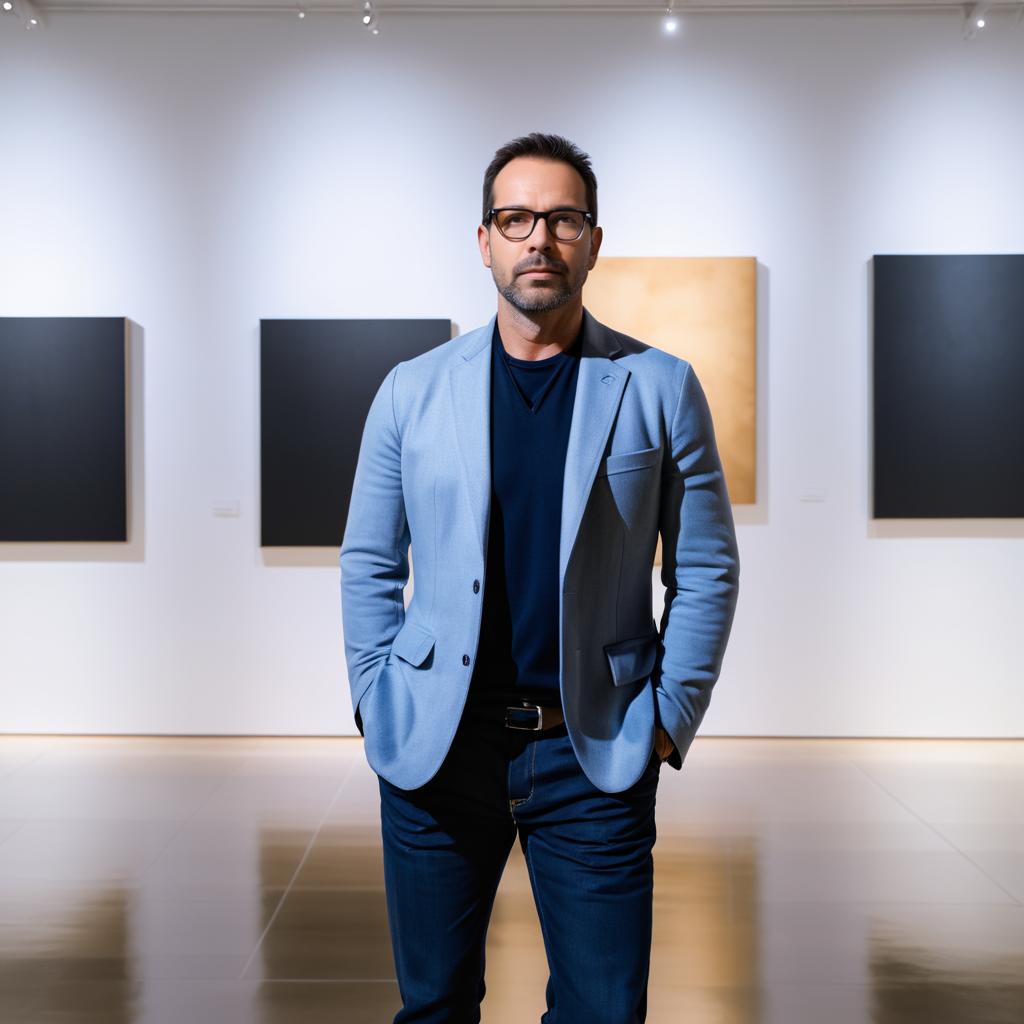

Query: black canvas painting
873 255 1024 518
0 317 127 542
260 318 451 547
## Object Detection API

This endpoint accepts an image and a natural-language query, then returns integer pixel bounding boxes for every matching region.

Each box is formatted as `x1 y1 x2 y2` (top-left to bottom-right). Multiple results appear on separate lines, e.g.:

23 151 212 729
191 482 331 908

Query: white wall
1 9 1022 738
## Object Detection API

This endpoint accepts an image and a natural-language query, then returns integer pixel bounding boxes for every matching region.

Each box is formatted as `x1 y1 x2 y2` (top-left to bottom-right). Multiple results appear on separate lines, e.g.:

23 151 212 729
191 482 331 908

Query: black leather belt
504 700 565 732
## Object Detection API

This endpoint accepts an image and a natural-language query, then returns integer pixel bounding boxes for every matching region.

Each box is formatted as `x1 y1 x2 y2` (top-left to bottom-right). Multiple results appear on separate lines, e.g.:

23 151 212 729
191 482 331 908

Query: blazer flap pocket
604 632 659 686
600 445 662 477
390 622 436 667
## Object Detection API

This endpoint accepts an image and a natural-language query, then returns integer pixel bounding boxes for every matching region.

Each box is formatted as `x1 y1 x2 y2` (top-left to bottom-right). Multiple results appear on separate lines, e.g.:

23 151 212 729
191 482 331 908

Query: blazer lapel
449 316 495 562
559 308 627 586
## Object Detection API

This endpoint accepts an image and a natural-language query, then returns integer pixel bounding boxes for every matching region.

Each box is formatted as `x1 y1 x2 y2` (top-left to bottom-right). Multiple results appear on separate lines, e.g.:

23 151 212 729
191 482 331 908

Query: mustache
517 260 565 274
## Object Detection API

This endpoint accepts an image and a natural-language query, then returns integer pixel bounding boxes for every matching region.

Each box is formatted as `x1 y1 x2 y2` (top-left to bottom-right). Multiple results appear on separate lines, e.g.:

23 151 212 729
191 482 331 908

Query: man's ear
477 223 492 268
587 225 603 270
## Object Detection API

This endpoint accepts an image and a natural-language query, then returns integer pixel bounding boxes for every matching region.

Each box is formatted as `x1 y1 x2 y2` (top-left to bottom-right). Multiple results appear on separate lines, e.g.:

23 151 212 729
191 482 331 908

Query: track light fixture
663 3 679 34
361 0 379 35
962 2 991 37
5 0 44 29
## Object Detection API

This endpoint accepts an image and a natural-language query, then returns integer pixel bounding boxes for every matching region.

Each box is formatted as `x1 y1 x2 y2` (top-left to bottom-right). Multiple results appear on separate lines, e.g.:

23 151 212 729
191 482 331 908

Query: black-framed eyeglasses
485 207 594 242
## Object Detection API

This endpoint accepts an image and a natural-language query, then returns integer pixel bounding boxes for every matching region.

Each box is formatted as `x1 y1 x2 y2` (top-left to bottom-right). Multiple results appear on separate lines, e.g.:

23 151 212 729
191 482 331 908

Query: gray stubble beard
495 267 587 314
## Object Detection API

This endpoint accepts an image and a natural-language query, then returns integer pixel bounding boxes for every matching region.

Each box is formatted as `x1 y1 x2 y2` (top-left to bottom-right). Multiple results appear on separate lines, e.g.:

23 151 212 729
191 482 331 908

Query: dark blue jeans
377 697 662 1023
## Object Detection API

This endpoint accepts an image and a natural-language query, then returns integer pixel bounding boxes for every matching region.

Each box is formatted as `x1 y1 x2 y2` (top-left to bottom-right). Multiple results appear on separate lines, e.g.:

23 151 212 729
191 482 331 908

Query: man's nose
529 216 555 249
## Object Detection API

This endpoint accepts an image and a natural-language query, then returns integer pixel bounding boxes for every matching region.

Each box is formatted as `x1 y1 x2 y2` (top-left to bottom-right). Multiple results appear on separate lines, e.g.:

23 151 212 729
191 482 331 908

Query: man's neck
496 300 583 361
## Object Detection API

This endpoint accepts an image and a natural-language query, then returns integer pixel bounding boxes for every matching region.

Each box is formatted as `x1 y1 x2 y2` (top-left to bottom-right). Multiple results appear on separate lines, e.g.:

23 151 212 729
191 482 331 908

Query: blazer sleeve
654 360 741 770
339 362 409 737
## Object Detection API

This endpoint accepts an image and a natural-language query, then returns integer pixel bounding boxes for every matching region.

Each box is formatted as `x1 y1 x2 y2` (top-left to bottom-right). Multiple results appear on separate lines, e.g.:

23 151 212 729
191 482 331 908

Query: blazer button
472 579 480 593
462 654 470 666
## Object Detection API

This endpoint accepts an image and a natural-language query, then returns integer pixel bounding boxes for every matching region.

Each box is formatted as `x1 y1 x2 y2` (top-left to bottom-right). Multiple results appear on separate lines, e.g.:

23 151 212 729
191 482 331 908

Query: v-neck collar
494 322 582 415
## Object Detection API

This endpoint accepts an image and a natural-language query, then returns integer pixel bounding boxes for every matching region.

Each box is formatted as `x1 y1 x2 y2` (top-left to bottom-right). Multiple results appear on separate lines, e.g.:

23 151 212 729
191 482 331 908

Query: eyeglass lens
495 210 586 241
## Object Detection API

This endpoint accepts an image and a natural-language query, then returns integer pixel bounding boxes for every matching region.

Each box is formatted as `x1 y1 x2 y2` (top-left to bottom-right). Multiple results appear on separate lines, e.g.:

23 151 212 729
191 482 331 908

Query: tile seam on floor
0 745 49 782
251 976 397 983
0 819 29 852
134 741 246 887
237 752 362 981
849 756 1024 907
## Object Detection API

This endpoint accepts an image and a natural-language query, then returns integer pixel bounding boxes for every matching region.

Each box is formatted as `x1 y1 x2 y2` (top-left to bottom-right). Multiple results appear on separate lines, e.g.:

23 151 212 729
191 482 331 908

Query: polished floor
0 735 1021 1023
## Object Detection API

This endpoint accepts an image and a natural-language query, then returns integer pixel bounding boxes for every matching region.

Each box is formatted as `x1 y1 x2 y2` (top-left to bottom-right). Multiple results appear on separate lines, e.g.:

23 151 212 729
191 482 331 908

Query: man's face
478 156 603 314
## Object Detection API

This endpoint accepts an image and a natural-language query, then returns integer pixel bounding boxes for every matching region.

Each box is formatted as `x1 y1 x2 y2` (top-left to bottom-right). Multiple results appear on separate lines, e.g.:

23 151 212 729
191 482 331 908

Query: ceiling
27 0 1024 15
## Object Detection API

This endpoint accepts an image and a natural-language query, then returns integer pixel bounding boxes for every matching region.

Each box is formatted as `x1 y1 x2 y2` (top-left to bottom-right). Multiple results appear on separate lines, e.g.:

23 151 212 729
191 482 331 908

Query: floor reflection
0 736 1021 1023
870 921 1024 1024
0 884 136 1020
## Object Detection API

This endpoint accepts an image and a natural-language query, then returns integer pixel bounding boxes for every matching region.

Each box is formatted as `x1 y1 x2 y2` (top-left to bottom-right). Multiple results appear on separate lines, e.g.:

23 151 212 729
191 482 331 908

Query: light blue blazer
339 307 740 794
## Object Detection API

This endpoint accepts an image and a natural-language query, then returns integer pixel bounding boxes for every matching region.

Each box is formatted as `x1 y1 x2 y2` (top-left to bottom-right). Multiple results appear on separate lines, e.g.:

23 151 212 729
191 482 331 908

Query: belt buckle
505 701 544 731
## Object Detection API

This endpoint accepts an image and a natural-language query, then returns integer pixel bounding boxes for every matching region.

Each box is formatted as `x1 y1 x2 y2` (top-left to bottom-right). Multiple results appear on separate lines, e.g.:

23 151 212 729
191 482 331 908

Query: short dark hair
482 132 598 228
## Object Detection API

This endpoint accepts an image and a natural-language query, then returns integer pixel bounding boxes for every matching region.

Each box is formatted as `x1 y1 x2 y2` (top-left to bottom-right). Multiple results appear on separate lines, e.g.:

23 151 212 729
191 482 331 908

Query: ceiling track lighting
962 1 991 37
662 2 680 34
361 0 379 35
2 0 44 29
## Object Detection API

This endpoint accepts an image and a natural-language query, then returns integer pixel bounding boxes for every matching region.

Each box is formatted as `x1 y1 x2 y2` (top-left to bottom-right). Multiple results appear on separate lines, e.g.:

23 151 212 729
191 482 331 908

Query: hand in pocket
654 726 676 763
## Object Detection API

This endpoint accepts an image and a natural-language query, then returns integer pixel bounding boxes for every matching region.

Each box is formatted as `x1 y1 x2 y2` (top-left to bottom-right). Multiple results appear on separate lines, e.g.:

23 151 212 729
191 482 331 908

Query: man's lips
520 268 562 275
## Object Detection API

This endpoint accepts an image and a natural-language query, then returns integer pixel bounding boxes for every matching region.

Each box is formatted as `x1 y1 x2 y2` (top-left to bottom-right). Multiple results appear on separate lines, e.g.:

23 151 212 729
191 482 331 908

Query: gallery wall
1 9 1022 738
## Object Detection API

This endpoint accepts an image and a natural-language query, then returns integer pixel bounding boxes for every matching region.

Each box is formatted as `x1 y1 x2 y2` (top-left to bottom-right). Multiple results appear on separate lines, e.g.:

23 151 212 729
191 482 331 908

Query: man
339 132 739 1024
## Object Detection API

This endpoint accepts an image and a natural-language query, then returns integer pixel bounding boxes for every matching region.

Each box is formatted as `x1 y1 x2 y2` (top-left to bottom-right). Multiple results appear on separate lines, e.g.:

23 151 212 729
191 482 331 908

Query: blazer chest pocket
604 632 659 687
599 445 662 529
599 444 662 477
389 621 436 668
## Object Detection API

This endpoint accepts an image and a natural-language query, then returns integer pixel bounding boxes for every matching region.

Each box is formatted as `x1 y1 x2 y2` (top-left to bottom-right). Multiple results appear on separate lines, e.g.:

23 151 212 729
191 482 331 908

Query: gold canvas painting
584 256 757 564
585 258 753 501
